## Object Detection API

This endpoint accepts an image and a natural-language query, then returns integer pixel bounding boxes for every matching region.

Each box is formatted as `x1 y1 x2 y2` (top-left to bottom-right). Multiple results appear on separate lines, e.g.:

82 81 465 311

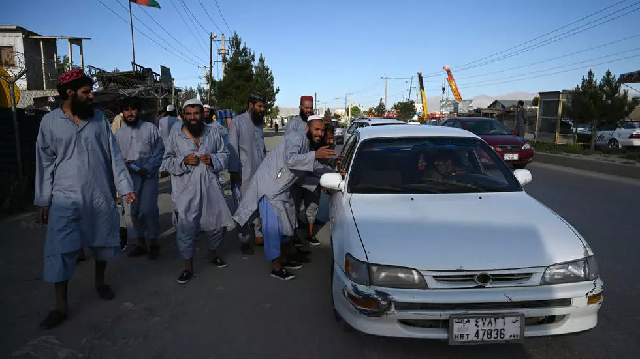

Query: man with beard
162 99 235 284
115 97 165 259
285 95 314 137
234 118 336 280
35 69 136 329
228 91 268 255
203 104 229 139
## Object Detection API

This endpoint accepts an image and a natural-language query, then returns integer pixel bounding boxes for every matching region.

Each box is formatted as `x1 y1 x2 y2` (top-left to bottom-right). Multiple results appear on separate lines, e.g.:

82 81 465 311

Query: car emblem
474 273 492 286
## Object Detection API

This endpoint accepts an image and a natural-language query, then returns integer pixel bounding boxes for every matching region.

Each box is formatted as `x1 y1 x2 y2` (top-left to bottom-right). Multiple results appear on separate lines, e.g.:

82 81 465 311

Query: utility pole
348 93 352 120
314 92 317 114
208 32 214 104
384 77 388 109
172 78 175 105
218 34 227 79
128 0 136 71
408 76 413 101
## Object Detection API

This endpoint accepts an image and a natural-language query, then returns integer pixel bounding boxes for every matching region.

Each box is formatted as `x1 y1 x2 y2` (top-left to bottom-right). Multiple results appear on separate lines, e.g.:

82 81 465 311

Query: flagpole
129 0 136 72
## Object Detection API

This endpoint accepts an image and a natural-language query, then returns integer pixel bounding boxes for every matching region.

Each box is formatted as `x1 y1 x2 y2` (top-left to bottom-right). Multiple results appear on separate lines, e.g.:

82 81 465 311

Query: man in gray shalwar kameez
115 97 165 259
162 99 235 284
234 118 336 280
284 96 316 247
228 91 267 256
35 69 136 329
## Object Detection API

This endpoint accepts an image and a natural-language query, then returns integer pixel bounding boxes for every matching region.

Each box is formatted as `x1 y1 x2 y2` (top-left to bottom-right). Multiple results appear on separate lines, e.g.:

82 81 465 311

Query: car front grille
433 272 534 287
398 315 566 329
498 145 521 152
394 298 572 312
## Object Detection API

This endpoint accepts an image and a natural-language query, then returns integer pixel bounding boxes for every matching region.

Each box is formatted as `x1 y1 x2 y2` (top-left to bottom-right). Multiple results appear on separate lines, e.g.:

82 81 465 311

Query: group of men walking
34 69 338 329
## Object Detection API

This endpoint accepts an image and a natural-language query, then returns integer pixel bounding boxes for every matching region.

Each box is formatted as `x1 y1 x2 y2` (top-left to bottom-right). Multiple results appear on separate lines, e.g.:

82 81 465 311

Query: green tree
215 32 255 113
323 108 332 120
55 55 69 75
350 106 361 118
565 69 639 150
270 105 280 119
531 96 539 106
374 100 386 117
196 84 207 102
393 100 417 121
253 54 280 117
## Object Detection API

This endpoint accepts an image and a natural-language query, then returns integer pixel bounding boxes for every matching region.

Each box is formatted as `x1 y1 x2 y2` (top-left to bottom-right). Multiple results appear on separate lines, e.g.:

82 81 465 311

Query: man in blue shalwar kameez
35 69 136 329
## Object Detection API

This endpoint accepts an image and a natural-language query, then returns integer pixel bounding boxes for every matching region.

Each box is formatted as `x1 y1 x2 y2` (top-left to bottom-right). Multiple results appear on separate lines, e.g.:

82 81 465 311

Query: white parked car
343 118 406 144
321 125 603 344
595 120 640 149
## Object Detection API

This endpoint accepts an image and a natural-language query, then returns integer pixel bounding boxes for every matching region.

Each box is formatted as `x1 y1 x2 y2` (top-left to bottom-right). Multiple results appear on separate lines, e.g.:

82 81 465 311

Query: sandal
96 285 115 301
40 310 67 330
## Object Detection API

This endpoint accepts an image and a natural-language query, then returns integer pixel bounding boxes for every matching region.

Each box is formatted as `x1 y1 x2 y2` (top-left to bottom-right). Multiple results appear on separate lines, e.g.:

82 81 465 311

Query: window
622 121 640 130
0 46 15 67
465 120 511 135
347 137 521 194
452 121 462 128
338 135 358 174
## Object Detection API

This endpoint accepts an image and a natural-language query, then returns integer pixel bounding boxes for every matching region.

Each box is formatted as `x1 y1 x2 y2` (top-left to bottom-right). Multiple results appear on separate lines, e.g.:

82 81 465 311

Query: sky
2 0 640 109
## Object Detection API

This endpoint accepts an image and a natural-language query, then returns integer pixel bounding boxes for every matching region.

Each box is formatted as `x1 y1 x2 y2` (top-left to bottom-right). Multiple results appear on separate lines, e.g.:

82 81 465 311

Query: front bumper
333 263 603 340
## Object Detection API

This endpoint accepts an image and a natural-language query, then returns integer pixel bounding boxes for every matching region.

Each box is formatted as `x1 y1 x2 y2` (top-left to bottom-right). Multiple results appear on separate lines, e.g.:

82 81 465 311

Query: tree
215 32 255 113
374 100 386 117
565 69 639 150
196 84 207 102
350 106 361 118
531 96 539 106
365 107 375 117
253 54 279 117
323 108 332 120
394 100 417 121
55 55 69 75
270 105 280 119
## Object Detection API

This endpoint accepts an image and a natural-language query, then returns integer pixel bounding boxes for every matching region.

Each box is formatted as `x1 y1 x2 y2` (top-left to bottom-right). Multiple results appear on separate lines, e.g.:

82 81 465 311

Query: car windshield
622 121 640 129
465 120 511 135
348 137 522 194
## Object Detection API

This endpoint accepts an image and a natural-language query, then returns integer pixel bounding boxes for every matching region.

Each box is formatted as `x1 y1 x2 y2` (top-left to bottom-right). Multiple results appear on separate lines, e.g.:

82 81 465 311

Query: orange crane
417 72 428 118
443 65 462 101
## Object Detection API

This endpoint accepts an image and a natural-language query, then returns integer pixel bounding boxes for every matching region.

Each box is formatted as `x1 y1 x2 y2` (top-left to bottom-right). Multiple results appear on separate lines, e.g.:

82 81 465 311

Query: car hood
479 135 524 146
349 192 589 271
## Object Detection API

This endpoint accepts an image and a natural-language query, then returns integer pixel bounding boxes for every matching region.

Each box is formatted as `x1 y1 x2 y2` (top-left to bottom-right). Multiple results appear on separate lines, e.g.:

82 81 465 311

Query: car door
329 134 359 262
595 123 616 147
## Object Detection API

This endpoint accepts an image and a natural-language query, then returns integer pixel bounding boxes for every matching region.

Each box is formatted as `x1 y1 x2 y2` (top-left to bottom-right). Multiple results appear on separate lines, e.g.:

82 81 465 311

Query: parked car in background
595 120 640 149
442 117 534 169
344 118 406 144
322 124 603 343
332 120 345 144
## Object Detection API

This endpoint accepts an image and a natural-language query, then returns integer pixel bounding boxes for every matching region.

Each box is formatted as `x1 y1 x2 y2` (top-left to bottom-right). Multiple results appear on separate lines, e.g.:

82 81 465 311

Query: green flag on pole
130 0 161 9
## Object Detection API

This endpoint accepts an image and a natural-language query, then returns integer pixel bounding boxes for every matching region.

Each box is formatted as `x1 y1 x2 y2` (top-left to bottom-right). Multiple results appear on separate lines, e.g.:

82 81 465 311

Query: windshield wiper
420 178 490 192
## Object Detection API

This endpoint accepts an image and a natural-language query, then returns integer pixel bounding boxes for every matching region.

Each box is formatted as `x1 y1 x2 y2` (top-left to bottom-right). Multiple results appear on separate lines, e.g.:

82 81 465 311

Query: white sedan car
321 125 603 344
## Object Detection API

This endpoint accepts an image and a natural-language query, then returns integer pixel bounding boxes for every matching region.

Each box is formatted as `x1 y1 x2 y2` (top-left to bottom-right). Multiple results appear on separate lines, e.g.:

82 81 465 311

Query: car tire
512 164 527 169
330 239 354 333
607 139 620 150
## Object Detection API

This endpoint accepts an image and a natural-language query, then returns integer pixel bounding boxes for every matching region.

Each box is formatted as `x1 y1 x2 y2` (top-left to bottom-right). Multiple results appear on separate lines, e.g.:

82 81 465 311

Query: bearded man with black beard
162 99 235 284
114 97 164 259
227 92 269 255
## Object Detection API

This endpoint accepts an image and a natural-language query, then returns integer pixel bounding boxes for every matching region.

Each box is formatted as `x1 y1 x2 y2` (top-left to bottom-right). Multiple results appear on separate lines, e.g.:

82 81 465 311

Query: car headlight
345 254 427 289
345 254 370 285
370 264 428 289
541 256 599 285
522 142 532 150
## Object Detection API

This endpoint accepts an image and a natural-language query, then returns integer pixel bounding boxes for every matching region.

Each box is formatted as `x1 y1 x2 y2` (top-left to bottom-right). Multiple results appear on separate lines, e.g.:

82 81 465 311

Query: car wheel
512 164 527 170
607 139 620 150
330 239 354 333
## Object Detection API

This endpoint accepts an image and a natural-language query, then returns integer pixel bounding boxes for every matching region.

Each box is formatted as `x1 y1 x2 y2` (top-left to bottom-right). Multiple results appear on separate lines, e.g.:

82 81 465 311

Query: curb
533 152 640 181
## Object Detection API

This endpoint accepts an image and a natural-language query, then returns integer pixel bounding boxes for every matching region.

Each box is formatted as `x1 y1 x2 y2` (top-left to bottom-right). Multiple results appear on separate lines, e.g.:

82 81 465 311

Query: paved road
1 133 639 358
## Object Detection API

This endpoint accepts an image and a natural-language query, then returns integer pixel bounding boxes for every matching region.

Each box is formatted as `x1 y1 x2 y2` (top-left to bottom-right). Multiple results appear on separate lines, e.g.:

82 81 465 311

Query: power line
178 0 210 36
459 47 640 87
454 2 640 73
460 34 640 81
461 53 640 89
95 0 200 66
422 0 640 77
623 83 640 94
137 3 208 62
199 1 223 33
115 0 203 65
169 0 208 53
214 0 232 34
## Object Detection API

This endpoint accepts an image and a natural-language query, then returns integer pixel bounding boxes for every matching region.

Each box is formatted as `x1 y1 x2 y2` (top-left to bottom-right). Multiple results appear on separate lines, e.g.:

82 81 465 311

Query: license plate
504 153 519 161
449 314 524 345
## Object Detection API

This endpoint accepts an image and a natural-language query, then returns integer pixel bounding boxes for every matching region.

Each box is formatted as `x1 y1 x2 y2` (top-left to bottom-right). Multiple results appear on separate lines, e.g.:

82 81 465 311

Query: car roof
448 117 497 122
356 124 479 141
353 118 406 125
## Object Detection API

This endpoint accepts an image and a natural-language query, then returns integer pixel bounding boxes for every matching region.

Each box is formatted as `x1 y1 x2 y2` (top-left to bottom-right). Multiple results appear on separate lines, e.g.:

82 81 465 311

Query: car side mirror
320 172 345 192
513 169 532 186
